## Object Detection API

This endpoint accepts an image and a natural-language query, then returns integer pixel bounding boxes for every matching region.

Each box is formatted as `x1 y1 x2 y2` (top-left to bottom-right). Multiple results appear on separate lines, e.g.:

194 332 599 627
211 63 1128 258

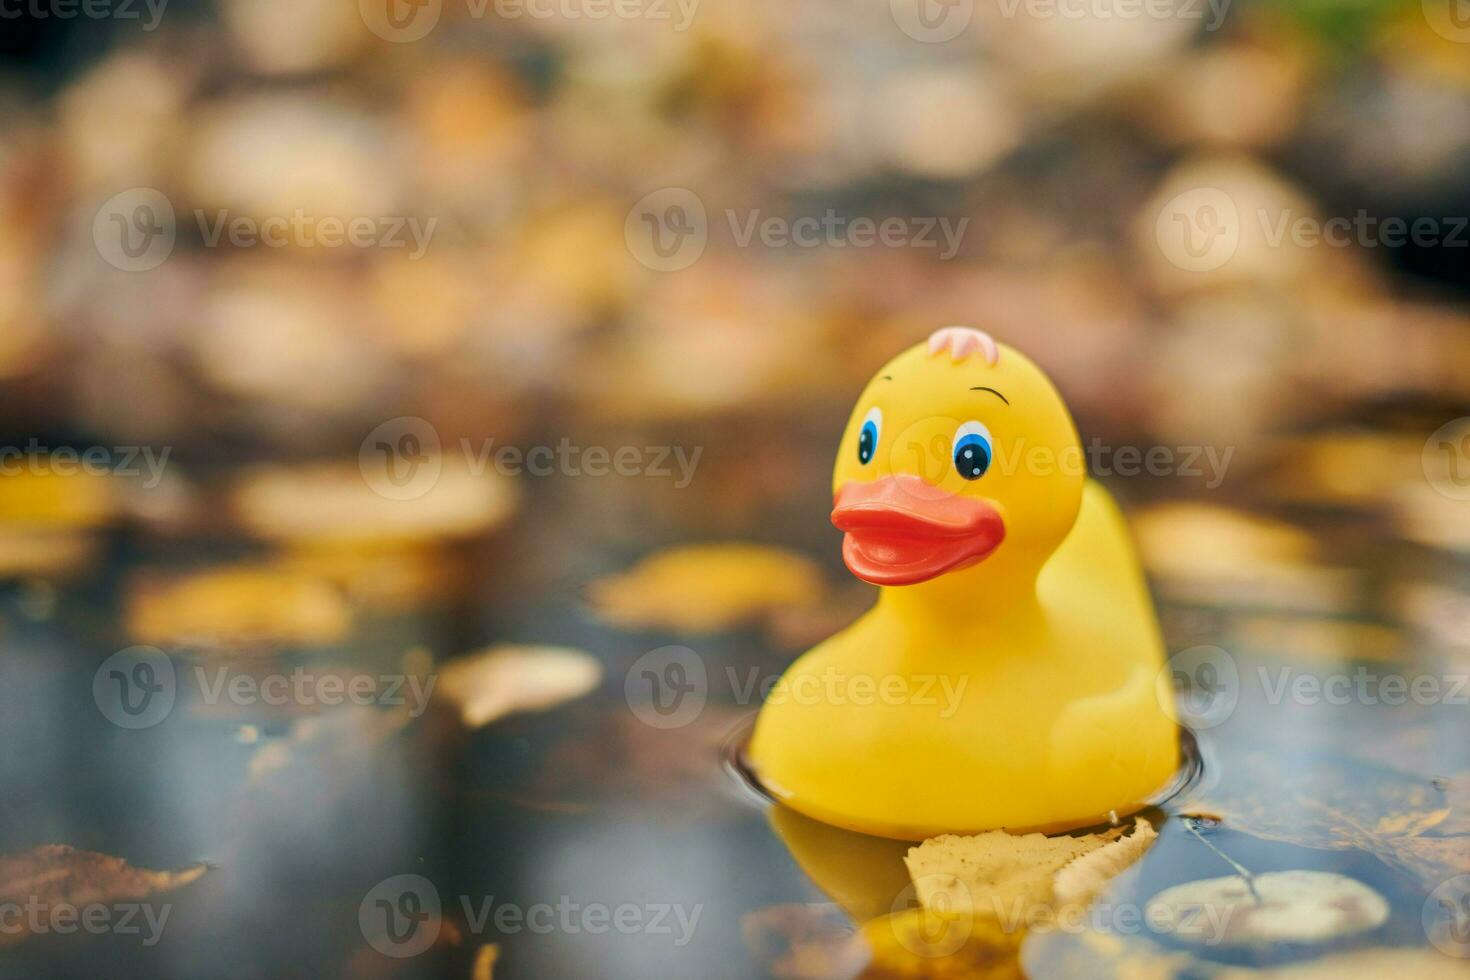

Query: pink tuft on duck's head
927 326 999 365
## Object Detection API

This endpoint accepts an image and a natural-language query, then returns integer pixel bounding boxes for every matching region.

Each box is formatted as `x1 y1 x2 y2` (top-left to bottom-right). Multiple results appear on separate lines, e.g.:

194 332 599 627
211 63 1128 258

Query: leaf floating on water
0 466 117 529
0 528 99 580
1189 751 1470 891
436 645 602 729
0 845 208 948
1131 503 1349 612
125 563 353 648
903 826 1127 919
1053 818 1158 908
740 903 865 980
588 543 826 633
1144 870 1388 949
231 460 518 546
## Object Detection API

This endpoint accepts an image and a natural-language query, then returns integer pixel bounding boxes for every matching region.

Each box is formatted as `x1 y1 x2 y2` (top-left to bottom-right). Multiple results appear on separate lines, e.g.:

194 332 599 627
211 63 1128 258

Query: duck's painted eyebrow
970 386 1009 405
879 375 893 381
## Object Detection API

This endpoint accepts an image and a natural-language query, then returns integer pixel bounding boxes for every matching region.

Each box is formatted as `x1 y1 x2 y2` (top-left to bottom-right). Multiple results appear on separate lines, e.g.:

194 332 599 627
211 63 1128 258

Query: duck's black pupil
858 427 876 464
956 443 989 480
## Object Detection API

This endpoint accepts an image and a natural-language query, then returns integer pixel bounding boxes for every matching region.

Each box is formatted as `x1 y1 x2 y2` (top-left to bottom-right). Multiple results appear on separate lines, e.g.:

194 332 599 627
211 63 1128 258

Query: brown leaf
0 845 208 948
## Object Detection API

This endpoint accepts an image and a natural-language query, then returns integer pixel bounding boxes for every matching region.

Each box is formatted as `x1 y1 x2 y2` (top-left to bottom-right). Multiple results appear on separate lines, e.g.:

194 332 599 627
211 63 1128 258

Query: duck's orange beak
831 475 1005 586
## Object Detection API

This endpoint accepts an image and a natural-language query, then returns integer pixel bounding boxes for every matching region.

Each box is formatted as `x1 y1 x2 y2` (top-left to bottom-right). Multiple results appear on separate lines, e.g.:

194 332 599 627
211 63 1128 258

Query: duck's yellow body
748 328 1178 840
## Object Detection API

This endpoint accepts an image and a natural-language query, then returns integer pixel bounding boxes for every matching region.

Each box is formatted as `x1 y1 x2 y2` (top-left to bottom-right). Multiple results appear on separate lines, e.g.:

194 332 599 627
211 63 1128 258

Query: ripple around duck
722 711 1207 832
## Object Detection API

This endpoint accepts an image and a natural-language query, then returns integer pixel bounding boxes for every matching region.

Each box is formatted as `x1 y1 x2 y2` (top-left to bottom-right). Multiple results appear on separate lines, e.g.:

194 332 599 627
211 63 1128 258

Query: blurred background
0 0 1468 977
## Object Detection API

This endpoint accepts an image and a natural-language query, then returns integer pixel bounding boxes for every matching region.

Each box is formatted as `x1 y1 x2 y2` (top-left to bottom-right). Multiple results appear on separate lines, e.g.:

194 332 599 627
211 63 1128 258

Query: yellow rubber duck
748 327 1179 840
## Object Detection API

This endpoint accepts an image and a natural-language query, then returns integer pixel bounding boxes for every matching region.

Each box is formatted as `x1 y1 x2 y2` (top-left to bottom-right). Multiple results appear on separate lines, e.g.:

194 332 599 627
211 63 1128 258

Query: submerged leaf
0 845 208 948
588 543 826 633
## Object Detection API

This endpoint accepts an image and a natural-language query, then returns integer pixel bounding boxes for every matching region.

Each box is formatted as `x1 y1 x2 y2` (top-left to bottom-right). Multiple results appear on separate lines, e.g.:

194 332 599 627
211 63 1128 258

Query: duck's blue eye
857 407 881 465
953 421 992 480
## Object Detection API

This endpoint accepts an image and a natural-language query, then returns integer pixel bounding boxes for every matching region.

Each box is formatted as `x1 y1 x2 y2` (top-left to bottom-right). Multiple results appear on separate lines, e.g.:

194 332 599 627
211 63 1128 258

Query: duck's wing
1039 478 1156 619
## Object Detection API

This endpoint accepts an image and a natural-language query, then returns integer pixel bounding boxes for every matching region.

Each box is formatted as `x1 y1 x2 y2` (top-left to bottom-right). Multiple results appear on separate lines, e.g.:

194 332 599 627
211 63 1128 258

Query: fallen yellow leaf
126 564 353 648
231 460 518 546
903 826 1126 920
1053 818 1158 908
436 645 602 728
588 543 826 632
